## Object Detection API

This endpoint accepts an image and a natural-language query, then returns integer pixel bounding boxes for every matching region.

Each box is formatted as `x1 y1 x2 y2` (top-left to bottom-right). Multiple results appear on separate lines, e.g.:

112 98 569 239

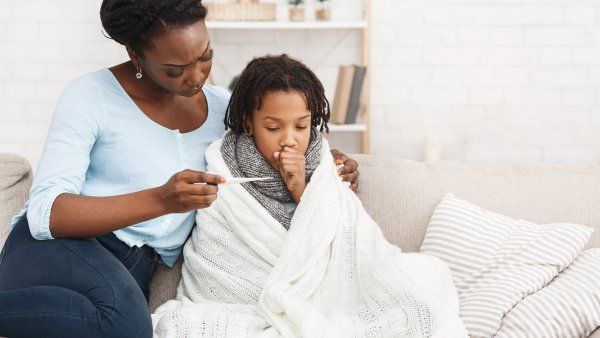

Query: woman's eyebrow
161 40 211 67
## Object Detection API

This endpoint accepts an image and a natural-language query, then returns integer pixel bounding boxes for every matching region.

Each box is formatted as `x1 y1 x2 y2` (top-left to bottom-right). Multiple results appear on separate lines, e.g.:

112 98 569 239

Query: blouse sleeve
26 77 106 240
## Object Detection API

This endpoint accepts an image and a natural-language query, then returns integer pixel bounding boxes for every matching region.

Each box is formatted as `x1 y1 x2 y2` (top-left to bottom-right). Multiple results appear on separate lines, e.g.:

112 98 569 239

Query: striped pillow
420 193 593 337
496 249 600 338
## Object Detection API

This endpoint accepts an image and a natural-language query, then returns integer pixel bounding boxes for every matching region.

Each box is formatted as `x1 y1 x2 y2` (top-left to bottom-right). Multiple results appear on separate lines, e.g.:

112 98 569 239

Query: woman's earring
135 67 143 79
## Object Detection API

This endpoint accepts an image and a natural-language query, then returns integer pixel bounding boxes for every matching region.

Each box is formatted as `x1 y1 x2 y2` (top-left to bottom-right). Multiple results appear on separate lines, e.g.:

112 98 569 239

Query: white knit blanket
152 138 467 337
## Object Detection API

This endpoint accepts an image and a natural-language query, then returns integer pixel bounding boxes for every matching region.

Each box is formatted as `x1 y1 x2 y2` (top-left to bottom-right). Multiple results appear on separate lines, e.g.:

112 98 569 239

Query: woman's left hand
331 149 359 191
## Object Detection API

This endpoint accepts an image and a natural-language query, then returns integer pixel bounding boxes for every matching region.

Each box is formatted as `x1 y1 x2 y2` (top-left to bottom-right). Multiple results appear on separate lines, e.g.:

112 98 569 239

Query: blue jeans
0 215 158 338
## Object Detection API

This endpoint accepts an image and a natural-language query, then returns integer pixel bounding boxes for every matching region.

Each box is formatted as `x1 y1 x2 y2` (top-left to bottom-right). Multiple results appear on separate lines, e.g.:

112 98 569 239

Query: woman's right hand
155 169 225 213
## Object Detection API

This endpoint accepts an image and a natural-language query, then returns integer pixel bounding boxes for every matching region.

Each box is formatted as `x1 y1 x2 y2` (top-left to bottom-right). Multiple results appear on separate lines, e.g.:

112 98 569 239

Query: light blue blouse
9 68 231 267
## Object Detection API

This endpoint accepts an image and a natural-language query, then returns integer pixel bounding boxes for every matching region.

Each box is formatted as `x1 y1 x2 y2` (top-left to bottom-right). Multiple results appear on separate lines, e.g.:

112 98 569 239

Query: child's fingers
279 150 303 158
282 146 301 154
281 160 304 173
281 156 304 164
279 153 306 163
275 151 303 162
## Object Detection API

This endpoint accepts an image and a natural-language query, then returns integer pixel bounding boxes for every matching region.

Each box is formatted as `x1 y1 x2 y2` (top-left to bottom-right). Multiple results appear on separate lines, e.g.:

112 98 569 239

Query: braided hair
225 54 331 134
100 0 207 55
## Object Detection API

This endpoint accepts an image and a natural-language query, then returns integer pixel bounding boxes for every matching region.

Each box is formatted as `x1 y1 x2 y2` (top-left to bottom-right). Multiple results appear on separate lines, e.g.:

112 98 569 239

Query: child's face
250 90 312 171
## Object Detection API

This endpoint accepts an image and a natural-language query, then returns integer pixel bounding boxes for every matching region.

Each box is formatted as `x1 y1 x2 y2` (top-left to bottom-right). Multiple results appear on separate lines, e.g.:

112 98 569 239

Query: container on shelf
288 0 305 21
315 0 331 21
205 0 276 22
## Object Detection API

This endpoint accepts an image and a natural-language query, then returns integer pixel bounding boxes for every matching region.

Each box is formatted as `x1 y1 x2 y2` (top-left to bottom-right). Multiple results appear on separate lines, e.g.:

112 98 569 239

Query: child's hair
224 54 330 134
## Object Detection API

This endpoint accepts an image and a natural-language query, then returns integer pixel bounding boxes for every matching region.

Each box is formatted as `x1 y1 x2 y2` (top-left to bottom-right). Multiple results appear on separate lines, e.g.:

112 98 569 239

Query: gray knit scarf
220 128 323 230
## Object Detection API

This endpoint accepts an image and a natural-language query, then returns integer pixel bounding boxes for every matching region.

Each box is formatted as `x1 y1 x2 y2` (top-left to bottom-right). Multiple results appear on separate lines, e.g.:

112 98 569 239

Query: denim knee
101 297 152 338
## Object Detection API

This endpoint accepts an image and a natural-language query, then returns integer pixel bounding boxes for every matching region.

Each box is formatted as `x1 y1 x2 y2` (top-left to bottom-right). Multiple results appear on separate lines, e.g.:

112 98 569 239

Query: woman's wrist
148 186 171 216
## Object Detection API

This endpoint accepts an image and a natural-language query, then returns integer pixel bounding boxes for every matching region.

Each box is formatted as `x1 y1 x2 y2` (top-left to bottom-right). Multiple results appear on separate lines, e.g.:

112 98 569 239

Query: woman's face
135 20 213 97
250 90 312 171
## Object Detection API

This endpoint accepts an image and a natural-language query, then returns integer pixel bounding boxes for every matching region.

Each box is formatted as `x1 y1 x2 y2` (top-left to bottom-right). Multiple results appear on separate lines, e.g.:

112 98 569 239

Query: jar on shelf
315 0 331 21
288 0 305 21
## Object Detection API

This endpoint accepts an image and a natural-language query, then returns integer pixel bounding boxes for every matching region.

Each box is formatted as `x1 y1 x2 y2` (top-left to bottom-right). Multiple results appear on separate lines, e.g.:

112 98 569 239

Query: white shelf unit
206 21 368 30
328 123 367 132
206 0 372 153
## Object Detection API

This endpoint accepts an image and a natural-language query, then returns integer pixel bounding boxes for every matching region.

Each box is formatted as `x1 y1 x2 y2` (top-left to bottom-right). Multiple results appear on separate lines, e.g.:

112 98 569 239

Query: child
220 54 331 230
152 55 466 337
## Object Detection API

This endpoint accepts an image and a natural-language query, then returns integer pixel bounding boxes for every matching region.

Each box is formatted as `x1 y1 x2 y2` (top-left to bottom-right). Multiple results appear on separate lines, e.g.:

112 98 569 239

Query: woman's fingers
188 183 219 195
184 193 218 206
330 151 359 190
341 169 359 183
179 169 224 185
340 157 358 174
331 149 344 164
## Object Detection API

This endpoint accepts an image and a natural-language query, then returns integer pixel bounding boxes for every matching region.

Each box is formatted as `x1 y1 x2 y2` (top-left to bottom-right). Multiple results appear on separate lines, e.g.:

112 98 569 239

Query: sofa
1 152 599 337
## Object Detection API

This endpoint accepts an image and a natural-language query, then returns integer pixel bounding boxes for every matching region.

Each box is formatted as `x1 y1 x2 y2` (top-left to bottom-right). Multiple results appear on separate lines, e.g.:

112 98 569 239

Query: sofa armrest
0 154 32 248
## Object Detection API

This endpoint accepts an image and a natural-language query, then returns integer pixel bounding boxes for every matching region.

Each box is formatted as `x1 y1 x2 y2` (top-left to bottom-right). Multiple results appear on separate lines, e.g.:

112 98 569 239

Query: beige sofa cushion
0 154 32 248
353 155 600 252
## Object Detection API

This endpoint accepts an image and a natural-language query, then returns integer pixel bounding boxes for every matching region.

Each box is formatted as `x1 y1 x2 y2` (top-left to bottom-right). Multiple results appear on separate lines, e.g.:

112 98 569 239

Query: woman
0 1 359 337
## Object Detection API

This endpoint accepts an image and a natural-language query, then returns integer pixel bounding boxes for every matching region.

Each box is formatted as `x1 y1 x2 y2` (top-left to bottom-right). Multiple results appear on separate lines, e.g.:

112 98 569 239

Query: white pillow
420 193 593 337
496 249 600 338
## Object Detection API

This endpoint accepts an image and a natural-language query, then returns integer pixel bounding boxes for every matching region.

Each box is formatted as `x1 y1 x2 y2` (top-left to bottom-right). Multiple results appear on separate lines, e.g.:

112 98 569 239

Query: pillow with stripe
419 193 593 338
495 248 600 338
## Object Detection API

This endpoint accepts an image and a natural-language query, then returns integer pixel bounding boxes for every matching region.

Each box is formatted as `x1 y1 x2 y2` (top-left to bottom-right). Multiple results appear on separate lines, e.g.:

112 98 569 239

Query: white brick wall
2 0 600 168
371 0 600 164
0 0 126 168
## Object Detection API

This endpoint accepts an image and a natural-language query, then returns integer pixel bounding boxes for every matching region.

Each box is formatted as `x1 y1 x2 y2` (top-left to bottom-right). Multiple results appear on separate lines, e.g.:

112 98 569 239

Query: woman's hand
274 147 306 203
331 149 359 191
155 169 225 213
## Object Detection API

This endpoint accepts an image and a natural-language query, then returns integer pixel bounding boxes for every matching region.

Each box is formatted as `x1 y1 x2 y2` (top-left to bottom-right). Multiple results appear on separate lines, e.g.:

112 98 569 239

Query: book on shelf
331 65 355 124
330 64 367 125
345 65 366 124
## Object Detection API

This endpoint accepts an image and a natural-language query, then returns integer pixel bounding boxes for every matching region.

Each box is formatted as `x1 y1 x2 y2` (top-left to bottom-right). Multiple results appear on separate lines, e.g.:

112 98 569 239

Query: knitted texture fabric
152 137 467 337
220 129 322 230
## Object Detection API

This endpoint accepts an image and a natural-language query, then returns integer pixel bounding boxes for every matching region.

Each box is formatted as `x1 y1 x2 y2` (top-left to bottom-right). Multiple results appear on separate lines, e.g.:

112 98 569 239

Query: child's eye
266 127 279 131
297 126 308 129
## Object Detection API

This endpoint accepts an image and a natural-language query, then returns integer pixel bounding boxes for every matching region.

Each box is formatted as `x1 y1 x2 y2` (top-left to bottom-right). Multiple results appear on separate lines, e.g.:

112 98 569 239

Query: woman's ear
126 46 142 70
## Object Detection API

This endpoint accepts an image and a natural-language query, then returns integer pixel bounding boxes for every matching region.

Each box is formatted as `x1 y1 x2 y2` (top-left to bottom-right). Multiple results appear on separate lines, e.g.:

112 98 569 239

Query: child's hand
274 146 306 203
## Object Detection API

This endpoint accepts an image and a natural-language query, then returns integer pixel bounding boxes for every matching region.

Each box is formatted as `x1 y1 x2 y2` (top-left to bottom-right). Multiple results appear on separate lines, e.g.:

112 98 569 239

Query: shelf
206 21 368 29
327 124 367 132
205 0 371 153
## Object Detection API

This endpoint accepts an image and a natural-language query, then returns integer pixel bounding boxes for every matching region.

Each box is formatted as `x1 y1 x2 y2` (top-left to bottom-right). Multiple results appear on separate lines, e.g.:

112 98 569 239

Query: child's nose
280 132 297 147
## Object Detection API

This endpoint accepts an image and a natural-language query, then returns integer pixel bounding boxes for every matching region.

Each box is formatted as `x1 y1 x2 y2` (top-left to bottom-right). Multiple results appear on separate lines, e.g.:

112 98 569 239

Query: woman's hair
225 54 331 134
100 0 207 55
